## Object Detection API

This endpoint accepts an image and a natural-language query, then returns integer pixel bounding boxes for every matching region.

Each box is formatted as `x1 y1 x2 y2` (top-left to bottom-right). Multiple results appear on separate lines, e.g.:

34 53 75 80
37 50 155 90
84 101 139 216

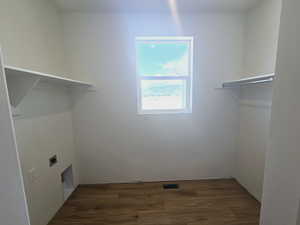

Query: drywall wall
234 0 281 201
63 12 243 183
0 1 78 225
260 0 300 224
243 0 282 76
0 50 30 225
236 85 273 200
13 83 78 225
0 0 66 76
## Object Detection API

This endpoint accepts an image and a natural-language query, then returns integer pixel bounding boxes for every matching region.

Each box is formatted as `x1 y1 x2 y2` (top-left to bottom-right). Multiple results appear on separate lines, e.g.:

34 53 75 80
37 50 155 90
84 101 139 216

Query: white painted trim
81 177 232 185
138 108 192 115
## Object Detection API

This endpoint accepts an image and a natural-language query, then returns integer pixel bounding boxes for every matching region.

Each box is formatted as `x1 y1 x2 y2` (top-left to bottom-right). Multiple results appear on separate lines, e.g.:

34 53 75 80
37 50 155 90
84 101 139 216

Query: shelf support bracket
6 72 40 107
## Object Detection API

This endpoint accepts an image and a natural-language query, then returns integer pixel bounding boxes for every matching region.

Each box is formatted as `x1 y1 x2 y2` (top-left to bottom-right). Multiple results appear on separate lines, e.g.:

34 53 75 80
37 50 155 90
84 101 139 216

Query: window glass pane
141 80 186 110
137 42 189 76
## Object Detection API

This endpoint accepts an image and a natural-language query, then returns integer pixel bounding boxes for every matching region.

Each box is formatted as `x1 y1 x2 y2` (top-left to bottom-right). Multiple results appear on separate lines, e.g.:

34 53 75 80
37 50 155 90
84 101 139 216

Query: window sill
138 109 192 115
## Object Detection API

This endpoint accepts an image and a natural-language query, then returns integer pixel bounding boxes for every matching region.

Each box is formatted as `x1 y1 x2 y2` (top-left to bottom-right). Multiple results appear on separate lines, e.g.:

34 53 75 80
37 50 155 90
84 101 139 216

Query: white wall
234 0 281 201
0 1 78 225
236 85 273 200
0 50 30 225
0 0 67 76
62 12 243 184
260 0 300 224
243 0 282 76
13 84 78 225
261 0 300 225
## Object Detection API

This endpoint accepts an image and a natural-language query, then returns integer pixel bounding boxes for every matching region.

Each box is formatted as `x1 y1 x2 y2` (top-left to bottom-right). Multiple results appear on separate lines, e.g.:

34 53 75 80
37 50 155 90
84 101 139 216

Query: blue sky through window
137 42 189 76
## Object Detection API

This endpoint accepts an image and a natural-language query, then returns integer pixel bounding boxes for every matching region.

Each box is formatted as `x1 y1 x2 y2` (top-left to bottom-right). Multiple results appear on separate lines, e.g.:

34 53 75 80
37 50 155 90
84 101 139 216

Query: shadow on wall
13 82 73 119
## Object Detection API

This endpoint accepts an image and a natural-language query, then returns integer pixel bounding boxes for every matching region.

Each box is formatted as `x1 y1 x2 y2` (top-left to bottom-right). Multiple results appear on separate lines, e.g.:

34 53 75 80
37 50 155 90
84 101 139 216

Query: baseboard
79 177 234 186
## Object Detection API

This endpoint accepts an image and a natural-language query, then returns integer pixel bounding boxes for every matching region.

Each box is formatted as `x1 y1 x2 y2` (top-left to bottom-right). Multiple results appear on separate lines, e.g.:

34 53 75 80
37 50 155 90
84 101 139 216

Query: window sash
136 37 193 114
137 77 192 114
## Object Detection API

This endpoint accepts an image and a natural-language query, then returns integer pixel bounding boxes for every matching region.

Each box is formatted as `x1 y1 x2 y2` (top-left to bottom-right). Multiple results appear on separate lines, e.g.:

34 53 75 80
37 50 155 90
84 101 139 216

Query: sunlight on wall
168 0 183 34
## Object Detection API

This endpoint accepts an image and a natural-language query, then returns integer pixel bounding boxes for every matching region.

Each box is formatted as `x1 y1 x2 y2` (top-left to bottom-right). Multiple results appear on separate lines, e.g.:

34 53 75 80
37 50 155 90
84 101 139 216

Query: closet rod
222 74 275 88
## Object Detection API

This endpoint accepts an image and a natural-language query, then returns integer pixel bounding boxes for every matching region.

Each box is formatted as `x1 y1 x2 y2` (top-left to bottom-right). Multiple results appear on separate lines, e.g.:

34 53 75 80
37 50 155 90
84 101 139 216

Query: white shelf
222 74 275 88
5 66 93 107
5 66 92 88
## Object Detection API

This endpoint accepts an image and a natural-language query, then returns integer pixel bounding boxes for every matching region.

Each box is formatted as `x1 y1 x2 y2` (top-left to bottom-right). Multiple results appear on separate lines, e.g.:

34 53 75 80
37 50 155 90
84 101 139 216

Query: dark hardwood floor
49 179 260 225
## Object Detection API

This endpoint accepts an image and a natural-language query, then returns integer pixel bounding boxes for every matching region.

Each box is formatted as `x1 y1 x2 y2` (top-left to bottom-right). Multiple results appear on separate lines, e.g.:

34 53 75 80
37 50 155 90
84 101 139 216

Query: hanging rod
222 74 275 88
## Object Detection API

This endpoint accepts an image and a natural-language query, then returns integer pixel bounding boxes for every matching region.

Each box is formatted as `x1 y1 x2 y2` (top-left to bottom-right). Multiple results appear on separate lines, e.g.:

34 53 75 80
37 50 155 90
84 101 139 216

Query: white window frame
136 36 193 115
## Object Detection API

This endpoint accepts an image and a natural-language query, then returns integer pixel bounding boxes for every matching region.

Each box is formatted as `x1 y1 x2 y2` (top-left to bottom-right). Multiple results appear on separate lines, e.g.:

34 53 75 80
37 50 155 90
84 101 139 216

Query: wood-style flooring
49 179 260 225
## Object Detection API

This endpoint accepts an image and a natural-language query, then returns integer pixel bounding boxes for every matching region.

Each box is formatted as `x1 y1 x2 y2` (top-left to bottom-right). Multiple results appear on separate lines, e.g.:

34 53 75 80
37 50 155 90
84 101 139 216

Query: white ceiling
55 0 261 13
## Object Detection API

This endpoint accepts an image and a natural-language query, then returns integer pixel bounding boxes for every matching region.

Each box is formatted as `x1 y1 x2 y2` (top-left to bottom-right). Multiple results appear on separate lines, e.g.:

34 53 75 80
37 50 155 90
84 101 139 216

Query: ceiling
55 0 261 13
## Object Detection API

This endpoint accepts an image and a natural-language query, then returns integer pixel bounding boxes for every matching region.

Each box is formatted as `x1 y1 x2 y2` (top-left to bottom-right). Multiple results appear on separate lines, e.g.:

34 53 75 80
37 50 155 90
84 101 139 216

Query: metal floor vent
163 184 179 189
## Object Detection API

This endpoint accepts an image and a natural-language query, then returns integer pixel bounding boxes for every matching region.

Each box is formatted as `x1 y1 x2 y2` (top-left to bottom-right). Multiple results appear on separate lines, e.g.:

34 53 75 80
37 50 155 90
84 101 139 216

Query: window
136 37 193 114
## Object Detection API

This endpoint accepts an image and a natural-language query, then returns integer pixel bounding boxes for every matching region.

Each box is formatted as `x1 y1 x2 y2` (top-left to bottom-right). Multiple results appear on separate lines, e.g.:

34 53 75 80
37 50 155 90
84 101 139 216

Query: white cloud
162 52 189 75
